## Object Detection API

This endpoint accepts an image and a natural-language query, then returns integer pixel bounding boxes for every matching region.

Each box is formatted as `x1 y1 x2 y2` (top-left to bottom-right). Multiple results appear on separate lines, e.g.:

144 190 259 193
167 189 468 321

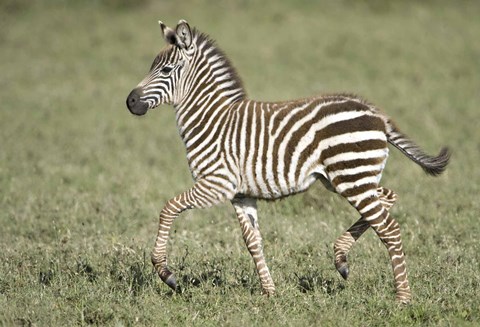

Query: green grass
1 0 479 325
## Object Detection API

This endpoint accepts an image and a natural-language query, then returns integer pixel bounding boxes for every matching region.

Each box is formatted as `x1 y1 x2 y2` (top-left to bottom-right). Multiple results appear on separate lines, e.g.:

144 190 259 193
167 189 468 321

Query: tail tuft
419 147 451 176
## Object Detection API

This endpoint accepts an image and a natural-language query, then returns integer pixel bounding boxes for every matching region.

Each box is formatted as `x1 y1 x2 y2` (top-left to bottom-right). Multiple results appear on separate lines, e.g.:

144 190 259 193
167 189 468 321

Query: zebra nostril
126 89 140 110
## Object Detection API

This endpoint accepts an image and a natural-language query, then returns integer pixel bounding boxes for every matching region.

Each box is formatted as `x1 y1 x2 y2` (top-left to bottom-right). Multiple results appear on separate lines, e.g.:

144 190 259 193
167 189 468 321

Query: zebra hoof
165 274 177 291
335 262 349 280
161 272 178 291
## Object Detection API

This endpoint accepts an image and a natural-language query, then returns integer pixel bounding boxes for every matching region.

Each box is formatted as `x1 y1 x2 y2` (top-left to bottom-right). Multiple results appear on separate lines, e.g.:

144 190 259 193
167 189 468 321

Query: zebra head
126 20 194 116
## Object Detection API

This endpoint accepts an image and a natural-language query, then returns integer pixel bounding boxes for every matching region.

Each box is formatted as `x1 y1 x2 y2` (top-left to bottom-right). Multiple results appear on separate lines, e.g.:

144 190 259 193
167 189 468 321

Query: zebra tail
386 121 451 176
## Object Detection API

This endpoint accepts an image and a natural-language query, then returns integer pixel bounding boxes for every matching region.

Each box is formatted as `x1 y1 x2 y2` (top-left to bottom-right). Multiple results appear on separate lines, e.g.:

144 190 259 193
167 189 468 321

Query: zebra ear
175 20 192 49
158 20 179 46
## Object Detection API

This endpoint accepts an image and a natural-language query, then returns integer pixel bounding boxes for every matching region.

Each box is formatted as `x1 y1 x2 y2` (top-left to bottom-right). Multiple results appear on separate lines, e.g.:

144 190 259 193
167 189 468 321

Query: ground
1 0 479 326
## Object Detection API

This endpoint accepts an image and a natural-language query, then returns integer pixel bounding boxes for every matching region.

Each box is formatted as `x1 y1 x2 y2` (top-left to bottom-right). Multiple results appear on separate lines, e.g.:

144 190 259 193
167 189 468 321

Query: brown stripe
260 103 274 195
223 109 238 177
327 157 385 173
361 204 383 218
331 170 380 186
366 213 387 226
320 139 386 163
235 105 244 175
357 196 376 212
320 114 385 140
252 103 262 193
339 182 377 198
244 102 255 192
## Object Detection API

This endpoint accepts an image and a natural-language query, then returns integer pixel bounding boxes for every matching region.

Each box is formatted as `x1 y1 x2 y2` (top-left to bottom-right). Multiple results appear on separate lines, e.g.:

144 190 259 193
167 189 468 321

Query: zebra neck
173 93 239 148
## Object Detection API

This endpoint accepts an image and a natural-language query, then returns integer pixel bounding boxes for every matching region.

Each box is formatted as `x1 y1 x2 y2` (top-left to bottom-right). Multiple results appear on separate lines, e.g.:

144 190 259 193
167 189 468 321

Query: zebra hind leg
335 181 410 302
361 193 411 303
333 187 397 279
365 195 411 303
231 197 275 295
333 218 369 280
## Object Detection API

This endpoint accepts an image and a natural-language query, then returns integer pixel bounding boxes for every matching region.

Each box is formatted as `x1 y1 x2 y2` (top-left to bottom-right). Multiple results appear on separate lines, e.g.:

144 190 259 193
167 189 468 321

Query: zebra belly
241 169 323 200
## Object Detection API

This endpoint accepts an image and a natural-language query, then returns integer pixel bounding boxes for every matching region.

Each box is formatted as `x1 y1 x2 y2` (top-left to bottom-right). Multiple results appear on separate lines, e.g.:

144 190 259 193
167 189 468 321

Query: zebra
125 20 450 303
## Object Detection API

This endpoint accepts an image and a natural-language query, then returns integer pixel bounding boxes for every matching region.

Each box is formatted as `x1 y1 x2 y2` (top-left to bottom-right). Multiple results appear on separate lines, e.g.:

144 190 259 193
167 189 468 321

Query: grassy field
1 0 479 325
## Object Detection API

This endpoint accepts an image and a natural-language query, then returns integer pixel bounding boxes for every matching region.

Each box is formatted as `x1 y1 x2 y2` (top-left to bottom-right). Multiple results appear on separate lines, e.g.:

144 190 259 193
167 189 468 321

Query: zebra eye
160 66 173 74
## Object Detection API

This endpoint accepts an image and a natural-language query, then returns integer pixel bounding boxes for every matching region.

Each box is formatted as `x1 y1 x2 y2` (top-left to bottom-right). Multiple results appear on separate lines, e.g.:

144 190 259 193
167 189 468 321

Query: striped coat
126 20 450 303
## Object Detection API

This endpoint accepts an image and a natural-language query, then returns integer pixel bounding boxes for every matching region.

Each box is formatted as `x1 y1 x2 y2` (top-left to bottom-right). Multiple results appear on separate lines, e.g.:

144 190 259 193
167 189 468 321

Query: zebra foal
126 20 450 303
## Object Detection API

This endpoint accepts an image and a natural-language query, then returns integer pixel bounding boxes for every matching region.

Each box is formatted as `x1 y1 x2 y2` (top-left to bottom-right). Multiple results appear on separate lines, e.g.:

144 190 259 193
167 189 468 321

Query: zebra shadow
294 271 345 295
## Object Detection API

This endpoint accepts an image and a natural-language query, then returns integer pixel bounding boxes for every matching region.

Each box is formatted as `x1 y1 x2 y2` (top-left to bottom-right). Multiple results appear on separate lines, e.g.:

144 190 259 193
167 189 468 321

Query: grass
1 0 479 325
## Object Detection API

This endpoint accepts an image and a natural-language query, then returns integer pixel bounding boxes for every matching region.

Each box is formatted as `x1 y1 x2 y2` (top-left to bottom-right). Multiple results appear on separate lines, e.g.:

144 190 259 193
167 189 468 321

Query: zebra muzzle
126 88 149 116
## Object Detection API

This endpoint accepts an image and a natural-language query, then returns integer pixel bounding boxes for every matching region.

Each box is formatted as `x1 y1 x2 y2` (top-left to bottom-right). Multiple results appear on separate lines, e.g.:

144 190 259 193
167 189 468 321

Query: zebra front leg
231 197 275 295
334 187 397 279
151 181 228 292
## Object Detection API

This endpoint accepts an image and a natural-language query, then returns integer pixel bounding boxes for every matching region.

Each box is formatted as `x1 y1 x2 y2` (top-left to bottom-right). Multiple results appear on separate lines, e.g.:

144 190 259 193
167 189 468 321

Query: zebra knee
377 187 397 210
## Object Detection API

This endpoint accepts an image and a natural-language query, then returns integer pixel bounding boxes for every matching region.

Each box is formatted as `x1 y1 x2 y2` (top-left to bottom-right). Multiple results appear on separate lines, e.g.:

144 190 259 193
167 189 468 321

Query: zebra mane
192 29 247 100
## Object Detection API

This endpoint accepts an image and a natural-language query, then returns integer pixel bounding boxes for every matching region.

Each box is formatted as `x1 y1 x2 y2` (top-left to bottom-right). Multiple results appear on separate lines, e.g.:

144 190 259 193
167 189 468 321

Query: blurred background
1 0 479 325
